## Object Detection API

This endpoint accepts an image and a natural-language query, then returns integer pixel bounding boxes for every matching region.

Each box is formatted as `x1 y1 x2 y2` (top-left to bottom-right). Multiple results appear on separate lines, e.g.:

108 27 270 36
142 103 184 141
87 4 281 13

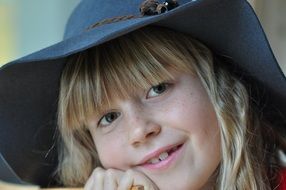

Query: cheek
185 99 220 148
93 132 127 169
164 91 218 135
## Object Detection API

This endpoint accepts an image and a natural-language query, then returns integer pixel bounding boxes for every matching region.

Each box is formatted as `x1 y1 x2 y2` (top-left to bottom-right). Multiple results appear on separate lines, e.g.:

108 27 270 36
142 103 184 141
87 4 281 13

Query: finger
118 170 147 190
92 167 105 190
103 169 120 190
117 169 134 190
84 174 95 190
120 169 158 190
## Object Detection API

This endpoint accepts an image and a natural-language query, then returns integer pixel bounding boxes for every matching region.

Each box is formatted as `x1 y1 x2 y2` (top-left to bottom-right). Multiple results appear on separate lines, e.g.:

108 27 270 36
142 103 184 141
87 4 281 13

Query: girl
56 26 286 189
0 0 285 189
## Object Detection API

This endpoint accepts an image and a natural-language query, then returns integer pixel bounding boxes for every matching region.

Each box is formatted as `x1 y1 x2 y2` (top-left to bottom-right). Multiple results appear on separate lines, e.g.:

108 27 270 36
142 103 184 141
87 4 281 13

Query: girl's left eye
146 82 170 98
98 112 120 127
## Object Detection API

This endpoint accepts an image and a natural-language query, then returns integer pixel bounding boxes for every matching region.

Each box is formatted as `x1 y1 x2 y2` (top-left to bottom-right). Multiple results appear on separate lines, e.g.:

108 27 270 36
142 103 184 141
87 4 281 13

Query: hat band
86 0 179 31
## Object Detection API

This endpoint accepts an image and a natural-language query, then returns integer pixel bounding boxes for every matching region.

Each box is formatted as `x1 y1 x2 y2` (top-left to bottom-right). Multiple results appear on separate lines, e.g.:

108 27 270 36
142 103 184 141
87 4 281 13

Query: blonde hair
56 26 282 189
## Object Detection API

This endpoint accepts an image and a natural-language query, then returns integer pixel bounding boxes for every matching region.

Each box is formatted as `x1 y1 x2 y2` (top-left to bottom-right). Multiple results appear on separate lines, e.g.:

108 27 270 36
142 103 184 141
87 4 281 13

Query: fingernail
131 185 144 190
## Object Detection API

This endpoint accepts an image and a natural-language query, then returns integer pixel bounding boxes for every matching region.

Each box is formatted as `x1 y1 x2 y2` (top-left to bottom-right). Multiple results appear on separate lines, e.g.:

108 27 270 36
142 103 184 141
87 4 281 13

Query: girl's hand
84 167 159 190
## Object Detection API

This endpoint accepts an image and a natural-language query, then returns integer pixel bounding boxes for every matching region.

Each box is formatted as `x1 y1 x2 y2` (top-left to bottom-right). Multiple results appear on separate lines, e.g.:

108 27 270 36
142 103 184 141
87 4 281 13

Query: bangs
61 26 202 129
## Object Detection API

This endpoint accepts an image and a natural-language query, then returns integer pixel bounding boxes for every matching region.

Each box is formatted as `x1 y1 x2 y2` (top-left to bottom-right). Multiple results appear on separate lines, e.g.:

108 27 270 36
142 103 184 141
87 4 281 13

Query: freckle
203 127 208 136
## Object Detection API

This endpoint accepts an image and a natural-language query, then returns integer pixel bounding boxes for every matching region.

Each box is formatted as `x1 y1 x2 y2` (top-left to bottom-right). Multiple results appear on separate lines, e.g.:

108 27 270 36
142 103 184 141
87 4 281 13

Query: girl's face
88 71 221 189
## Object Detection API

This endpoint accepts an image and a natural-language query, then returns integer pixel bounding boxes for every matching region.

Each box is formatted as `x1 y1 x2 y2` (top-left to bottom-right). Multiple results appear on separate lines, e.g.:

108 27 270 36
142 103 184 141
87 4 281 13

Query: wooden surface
0 180 143 190
0 181 81 190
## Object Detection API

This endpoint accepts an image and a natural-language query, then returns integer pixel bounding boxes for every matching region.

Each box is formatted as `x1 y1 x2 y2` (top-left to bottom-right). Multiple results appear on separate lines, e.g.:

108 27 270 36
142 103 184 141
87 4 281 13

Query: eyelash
146 82 170 99
97 82 171 127
98 112 121 127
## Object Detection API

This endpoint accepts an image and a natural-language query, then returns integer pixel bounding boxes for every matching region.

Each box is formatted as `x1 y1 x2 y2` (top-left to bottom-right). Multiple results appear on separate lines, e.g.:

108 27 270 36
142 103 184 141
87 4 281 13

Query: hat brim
0 0 285 186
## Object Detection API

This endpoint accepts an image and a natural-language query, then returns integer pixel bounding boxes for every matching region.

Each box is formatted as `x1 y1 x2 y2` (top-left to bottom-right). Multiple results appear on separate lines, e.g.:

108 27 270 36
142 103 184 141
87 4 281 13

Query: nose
128 113 161 147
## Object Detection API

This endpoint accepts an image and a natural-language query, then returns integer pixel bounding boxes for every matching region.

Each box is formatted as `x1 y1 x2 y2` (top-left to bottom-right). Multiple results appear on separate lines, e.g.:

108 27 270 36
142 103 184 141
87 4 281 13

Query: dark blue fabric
0 153 27 184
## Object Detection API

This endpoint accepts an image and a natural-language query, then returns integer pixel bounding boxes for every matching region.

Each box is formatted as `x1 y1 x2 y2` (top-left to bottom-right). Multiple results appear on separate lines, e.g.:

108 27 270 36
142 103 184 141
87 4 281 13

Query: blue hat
0 0 285 187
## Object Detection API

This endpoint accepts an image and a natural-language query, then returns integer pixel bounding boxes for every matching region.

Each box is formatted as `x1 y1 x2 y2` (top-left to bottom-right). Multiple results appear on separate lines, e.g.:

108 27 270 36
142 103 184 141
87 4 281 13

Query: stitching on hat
86 0 179 31
86 15 142 31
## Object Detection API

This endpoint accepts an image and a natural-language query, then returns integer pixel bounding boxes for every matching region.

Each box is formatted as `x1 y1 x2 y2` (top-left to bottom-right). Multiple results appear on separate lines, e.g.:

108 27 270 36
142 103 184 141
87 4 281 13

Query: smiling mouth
146 144 183 164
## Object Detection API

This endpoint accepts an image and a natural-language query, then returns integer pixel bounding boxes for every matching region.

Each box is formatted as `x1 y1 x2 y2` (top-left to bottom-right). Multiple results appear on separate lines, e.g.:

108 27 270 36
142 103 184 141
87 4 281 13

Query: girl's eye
146 83 170 98
98 112 120 126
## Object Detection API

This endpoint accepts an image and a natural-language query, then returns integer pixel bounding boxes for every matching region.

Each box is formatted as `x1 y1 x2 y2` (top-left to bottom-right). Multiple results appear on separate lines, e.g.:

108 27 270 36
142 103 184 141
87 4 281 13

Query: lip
138 142 185 167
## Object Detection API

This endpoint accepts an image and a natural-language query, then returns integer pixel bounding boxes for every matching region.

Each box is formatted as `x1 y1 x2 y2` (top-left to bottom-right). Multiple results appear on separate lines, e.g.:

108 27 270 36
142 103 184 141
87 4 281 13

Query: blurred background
0 0 285 73
0 0 80 65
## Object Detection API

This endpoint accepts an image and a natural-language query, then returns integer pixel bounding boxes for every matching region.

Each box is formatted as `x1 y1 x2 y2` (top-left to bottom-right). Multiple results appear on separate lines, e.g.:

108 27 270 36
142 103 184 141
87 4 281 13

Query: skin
86 71 221 190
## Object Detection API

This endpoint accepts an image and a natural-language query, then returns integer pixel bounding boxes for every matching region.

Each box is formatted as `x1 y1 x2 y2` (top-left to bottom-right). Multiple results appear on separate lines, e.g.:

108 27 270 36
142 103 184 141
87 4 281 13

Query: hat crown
63 0 188 39
64 0 146 39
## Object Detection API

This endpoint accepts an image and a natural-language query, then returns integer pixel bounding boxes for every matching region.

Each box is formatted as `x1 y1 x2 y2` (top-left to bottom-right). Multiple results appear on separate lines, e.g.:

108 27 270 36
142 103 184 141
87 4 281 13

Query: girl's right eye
98 112 120 127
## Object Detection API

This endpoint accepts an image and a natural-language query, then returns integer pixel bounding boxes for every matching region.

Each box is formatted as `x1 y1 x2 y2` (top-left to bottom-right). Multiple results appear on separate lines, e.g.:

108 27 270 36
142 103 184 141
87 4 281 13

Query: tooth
147 151 171 164
149 158 160 164
159 152 169 161
171 146 178 152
